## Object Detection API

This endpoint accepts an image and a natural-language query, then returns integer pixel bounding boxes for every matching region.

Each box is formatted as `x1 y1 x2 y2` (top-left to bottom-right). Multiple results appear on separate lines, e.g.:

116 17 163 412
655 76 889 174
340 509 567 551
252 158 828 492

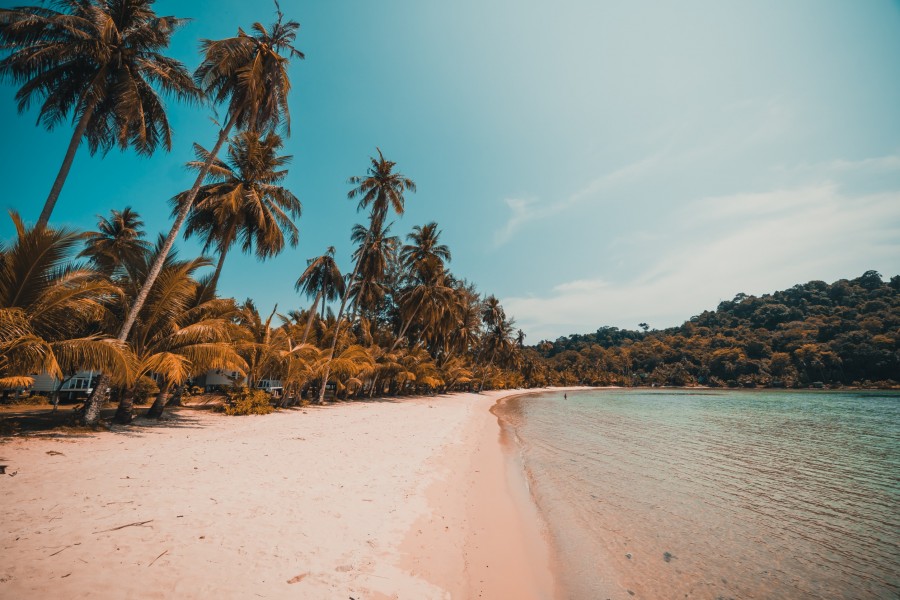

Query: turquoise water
497 389 900 599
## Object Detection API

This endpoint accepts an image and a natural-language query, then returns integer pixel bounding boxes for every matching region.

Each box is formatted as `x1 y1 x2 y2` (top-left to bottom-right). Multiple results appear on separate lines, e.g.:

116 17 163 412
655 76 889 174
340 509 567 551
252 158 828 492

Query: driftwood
148 549 168 567
93 519 153 534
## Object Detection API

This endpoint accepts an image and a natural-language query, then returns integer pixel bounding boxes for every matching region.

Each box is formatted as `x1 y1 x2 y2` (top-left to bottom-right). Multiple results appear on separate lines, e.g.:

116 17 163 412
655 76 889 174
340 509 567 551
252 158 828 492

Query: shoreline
1 388 584 598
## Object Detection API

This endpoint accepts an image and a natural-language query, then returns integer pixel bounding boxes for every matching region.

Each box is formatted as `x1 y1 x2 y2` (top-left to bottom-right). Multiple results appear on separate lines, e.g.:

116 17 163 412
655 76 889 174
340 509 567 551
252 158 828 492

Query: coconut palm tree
174 130 301 295
295 247 344 344
80 207 151 275
317 150 415 403
83 9 303 425
118 8 303 343
387 223 453 352
400 222 451 283
392 276 454 353
116 243 245 422
479 309 517 391
0 212 130 392
232 300 287 389
348 220 398 321
0 0 199 228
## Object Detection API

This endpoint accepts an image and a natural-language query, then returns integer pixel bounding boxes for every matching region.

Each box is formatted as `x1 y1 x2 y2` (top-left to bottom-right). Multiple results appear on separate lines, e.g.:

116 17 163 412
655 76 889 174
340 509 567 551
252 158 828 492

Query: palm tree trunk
390 303 423 352
146 381 171 419
166 384 183 407
479 347 498 392
37 99 98 229
301 291 322 344
82 113 239 426
207 247 230 296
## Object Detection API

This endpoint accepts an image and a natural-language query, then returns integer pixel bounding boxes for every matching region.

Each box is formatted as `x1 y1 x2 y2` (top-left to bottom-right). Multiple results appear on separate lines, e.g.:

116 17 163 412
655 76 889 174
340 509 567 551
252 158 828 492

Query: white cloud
504 184 900 341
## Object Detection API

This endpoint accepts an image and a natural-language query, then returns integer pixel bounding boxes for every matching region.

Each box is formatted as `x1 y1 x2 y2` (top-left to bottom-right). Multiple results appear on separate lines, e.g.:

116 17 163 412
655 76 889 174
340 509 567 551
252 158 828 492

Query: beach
0 391 560 599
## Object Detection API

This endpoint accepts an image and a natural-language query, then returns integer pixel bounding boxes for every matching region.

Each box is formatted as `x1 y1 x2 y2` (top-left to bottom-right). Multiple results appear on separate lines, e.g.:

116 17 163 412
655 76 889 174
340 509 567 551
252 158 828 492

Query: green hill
534 271 900 389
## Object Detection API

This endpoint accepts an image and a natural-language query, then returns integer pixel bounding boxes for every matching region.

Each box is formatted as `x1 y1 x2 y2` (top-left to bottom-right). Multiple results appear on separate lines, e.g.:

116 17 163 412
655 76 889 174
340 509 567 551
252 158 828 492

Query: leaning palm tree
80 207 152 275
83 9 303 425
0 0 199 227
0 212 131 392
317 149 415 403
175 130 301 295
116 245 245 422
295 247 344 344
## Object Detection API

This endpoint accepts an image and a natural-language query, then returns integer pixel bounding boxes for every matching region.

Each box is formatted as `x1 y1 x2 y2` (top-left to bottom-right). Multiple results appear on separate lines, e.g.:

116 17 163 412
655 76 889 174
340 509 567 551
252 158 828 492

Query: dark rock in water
663 551 675 562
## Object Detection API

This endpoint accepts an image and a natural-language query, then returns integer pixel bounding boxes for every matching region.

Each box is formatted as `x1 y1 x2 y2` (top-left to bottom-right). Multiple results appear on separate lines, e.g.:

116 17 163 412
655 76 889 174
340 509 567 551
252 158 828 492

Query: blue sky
1 0 899 341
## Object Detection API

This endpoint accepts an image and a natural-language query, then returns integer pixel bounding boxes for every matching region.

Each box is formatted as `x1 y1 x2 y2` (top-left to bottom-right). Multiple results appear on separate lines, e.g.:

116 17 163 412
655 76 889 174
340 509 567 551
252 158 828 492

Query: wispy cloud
504 184 900 341
492 153 662 246
492 98 794 247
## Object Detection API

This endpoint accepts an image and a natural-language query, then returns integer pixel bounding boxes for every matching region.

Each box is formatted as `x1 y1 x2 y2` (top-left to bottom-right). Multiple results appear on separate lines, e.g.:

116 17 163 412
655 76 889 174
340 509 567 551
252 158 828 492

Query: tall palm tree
317 149 415 403
400 222 451 283
0 212 131 391
388 222 453 352
0 0 199 227
346 148 416 229
83 9 303 425
80 207 151 275
295 247 344 344
348 220 398 321
175 130 301 295
479 299 515 391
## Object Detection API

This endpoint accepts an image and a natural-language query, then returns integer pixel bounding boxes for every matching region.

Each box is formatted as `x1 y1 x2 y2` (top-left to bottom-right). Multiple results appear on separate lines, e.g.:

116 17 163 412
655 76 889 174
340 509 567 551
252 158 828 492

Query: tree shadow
1 404 210 439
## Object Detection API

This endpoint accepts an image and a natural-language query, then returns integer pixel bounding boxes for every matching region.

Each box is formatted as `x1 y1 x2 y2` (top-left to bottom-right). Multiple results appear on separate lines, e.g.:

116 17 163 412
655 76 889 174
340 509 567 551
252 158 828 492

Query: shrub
223 387 274 416
132 377 160 405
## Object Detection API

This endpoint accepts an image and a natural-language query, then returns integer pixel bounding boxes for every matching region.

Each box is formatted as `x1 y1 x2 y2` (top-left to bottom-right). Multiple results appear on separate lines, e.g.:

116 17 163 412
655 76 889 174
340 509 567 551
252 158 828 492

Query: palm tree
118 8 303 342
348 220 398 321
115 241 245 422
83 9 303 425
481 317 517 390
295 247 344 344
478 295 506 391
400 222 451 283
0 212 131 392
175 130 301 295
80 207 151 275
317 149 415 403
0 0 199 227
393 276 454 352
388 223 453 352
233 300 285 389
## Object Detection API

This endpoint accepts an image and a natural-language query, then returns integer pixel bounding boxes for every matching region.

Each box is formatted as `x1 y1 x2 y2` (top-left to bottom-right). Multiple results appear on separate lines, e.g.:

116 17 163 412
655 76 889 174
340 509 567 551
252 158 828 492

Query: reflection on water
497 390 900 599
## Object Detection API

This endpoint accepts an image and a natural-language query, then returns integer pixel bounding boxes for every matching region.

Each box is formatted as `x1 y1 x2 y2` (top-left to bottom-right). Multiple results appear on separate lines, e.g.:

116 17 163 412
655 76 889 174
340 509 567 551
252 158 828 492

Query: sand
0 390 561 599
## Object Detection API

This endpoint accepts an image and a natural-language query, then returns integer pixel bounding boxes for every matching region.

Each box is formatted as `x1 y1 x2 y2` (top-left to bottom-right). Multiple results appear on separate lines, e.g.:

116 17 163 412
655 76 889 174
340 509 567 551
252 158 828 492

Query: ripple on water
498 389 900 600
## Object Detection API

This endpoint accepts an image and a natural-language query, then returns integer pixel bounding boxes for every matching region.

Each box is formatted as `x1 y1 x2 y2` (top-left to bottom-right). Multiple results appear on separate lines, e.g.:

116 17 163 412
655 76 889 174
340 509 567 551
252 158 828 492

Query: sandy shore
0 390 562 599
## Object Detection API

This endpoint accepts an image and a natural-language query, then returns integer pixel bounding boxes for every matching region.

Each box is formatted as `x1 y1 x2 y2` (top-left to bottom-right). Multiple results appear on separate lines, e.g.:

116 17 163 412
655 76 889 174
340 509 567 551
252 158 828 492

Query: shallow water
497 389 900 599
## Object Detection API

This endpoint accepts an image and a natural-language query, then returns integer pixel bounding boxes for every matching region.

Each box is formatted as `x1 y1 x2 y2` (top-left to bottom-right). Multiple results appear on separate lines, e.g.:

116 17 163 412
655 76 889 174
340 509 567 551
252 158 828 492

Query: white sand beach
1 391 562 599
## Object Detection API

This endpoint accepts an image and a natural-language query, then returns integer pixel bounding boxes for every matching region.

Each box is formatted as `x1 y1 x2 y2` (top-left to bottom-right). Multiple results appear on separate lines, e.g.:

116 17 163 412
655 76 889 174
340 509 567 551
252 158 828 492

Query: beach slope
1 391 556 599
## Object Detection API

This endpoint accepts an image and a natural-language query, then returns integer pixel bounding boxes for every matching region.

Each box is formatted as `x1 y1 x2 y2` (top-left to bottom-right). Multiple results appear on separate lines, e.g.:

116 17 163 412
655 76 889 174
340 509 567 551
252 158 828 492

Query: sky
1 0 899 342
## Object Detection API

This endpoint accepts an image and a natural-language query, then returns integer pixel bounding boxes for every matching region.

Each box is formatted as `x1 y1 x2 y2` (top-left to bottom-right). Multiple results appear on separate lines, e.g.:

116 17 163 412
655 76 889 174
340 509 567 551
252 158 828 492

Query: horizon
1 0 898 342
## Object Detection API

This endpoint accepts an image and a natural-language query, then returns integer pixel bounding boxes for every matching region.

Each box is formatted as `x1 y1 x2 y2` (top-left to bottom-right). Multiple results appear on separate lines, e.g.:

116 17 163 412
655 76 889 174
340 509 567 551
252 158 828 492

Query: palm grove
0 0 530 426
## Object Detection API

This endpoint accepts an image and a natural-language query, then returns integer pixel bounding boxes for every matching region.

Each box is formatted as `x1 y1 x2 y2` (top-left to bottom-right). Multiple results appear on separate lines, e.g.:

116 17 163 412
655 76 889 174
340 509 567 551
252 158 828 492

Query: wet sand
0 390 569 598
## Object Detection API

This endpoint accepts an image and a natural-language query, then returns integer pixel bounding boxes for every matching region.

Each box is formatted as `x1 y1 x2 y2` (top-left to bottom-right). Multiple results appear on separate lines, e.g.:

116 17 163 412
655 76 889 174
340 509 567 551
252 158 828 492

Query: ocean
495 389 900 599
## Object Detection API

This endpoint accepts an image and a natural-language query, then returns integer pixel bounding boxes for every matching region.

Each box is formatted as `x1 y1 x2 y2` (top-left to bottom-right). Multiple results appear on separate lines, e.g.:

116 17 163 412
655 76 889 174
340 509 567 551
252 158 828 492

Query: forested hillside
529 271 900 389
